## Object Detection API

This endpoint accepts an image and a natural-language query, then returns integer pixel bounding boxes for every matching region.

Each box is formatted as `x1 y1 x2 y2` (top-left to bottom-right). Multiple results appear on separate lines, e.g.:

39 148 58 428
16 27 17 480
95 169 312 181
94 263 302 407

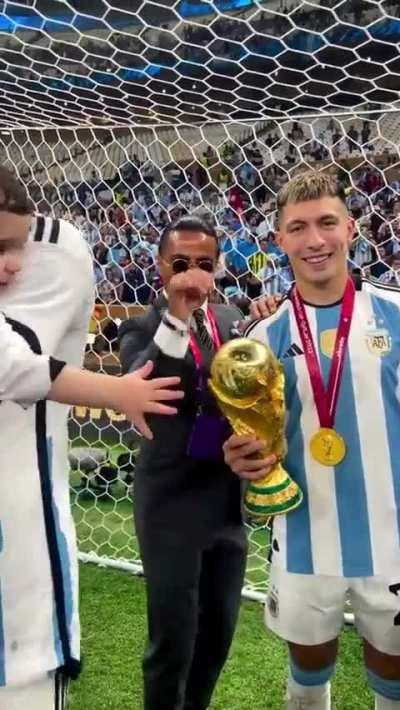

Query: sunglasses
164 257 215 274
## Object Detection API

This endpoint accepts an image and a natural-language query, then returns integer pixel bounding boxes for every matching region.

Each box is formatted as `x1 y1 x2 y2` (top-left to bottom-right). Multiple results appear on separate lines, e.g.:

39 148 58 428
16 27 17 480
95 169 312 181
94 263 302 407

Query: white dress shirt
154 292 211 359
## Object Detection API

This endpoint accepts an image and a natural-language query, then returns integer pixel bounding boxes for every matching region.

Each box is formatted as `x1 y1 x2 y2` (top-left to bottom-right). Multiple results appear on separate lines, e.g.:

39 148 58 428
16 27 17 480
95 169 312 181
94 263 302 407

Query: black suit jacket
119 297 244 543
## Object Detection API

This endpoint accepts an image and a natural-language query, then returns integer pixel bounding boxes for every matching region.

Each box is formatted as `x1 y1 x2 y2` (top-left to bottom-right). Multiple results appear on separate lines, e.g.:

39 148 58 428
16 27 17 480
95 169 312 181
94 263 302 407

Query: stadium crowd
28 120 398 318
6 0 399 88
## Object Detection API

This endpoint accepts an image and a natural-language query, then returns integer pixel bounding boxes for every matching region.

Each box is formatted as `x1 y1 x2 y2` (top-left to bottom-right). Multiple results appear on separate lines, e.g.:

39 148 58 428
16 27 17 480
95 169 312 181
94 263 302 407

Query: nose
306 226 326 250
5 252 22 275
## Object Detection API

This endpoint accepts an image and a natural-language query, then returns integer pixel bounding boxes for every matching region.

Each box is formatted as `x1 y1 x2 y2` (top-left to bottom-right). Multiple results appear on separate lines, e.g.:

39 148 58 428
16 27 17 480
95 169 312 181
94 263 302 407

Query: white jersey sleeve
0 216 93 406
243 297 290 346
0 311 54 406
46 219 95 368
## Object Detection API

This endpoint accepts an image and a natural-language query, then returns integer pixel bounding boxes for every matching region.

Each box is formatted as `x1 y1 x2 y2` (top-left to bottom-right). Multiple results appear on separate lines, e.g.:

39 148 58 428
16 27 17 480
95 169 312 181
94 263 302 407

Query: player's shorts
0 669 68 710
265 565 400 655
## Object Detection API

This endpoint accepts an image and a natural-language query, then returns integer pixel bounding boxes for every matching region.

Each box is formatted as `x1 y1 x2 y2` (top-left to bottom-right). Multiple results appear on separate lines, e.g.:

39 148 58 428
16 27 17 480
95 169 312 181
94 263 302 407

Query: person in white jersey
0 311 183 441
0 167 183 710
223 171 400 709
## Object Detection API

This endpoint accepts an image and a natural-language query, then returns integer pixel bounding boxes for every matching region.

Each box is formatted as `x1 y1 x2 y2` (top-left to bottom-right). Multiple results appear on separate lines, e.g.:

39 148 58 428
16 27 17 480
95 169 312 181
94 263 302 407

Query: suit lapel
153 293 167 318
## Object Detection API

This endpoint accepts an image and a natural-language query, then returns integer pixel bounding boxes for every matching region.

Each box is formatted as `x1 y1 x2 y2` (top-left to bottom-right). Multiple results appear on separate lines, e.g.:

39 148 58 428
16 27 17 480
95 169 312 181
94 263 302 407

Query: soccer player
0 167 181 709
223 171 400 709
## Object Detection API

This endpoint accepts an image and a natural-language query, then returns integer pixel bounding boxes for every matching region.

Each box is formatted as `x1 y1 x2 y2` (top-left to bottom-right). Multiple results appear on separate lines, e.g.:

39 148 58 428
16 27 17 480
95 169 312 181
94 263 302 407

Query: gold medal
310 428 346 466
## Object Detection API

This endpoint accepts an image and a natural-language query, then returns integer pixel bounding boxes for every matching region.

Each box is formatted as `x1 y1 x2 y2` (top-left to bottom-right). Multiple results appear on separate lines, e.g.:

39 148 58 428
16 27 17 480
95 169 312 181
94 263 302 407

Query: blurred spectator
23 110 400 312
361 121 372 146
379 254 400 286
347 125 359 154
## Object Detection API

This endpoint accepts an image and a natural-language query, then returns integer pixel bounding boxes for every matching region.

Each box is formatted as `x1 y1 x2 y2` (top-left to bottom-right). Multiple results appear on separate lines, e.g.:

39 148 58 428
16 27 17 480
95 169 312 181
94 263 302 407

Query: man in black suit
119 215 247 710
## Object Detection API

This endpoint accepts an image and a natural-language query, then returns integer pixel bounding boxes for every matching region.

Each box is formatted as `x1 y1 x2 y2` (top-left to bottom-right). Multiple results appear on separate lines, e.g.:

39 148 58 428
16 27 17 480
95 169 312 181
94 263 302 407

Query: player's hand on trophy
249 294 283 320
168 269 214 322
223 434 277 480
117 361 184 440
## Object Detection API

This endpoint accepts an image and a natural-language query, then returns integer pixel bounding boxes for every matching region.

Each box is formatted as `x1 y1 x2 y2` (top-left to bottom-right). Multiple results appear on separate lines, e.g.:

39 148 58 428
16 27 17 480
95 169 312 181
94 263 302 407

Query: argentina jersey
246 278 400 578
0 215 93 688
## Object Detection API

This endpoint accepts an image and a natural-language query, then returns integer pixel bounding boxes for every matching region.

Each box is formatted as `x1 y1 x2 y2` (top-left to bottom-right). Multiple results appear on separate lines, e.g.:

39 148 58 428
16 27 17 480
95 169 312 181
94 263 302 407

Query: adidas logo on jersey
282 343 304 359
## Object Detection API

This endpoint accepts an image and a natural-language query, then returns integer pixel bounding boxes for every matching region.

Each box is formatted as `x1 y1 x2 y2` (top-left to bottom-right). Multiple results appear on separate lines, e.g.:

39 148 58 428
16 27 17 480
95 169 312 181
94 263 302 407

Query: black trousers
138 527 247 710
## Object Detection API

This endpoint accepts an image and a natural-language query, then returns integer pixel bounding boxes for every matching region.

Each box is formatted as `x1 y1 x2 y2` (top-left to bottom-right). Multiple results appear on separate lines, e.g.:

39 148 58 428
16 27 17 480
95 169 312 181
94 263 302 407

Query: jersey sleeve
0 312 64 406
42 220 95 368
62 244 95 369
243 317 271 347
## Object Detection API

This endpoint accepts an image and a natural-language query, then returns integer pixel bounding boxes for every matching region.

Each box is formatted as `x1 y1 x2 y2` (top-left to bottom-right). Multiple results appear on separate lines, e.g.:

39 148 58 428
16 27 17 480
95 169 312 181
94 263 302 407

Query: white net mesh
1 0 400 599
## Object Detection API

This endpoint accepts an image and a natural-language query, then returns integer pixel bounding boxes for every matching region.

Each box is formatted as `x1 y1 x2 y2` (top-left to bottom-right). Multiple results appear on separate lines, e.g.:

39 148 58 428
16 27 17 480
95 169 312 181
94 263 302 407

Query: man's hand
116 361 184 440
167 269 214 322
249 294 283 320
223 434 277 480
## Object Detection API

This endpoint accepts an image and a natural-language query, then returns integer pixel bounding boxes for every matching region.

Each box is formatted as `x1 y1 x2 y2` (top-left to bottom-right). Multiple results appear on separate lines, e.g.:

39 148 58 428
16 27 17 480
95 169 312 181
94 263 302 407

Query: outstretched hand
116 361 184 440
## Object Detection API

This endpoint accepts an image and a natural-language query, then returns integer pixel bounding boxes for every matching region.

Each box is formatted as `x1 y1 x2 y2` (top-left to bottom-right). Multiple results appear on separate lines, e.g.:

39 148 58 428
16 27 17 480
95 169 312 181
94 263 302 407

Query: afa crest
365 316 392 356
320 321 392 358
365 329 392 356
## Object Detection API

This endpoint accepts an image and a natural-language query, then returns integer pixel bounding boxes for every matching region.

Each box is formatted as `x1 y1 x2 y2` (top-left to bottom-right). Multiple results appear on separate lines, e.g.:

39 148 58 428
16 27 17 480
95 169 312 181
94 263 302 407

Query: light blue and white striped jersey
245 277 400 577
0 216 93 688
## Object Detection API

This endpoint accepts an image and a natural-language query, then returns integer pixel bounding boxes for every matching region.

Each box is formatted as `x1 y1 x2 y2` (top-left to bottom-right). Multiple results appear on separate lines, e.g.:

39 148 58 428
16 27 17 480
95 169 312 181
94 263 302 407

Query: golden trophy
209 338 303 521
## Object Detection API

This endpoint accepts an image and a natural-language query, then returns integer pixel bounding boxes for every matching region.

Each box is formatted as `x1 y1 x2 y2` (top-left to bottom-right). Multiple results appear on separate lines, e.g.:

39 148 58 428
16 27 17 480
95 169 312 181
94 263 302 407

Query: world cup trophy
209 338 303 521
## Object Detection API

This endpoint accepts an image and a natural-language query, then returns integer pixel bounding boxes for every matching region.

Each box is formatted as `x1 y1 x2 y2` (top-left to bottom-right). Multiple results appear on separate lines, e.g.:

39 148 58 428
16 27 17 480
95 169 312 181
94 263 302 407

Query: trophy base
244 474 303 523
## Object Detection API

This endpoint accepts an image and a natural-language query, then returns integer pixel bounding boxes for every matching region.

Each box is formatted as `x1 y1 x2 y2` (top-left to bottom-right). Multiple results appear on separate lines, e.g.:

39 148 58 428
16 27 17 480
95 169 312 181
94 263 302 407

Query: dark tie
193 308 214 352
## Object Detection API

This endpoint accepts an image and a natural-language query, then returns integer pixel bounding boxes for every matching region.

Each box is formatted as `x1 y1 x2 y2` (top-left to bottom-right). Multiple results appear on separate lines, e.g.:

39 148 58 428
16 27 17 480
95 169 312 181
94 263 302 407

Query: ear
275 229 283 249
347 216 355 247
216 252 224 269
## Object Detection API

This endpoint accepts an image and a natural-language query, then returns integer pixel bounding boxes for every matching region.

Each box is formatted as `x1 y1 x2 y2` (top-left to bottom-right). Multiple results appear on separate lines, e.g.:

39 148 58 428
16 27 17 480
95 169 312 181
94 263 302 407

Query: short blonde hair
276 171 346 224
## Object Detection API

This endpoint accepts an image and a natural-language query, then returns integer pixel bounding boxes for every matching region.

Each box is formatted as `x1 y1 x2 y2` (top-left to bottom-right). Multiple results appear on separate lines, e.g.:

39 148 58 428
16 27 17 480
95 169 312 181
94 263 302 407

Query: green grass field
69 564 374 710
68 440 374 709
71 481 270 592
70 439 270 592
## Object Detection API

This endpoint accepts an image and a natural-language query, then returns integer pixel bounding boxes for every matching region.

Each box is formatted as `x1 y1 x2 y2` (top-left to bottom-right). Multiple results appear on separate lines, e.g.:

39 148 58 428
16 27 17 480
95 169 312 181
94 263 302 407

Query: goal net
0 0 399 602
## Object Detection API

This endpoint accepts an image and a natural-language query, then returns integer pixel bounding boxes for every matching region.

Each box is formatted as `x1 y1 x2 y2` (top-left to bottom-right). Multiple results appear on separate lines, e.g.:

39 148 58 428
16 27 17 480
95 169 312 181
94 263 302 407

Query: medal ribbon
291 278 355 428
189 306 222 370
